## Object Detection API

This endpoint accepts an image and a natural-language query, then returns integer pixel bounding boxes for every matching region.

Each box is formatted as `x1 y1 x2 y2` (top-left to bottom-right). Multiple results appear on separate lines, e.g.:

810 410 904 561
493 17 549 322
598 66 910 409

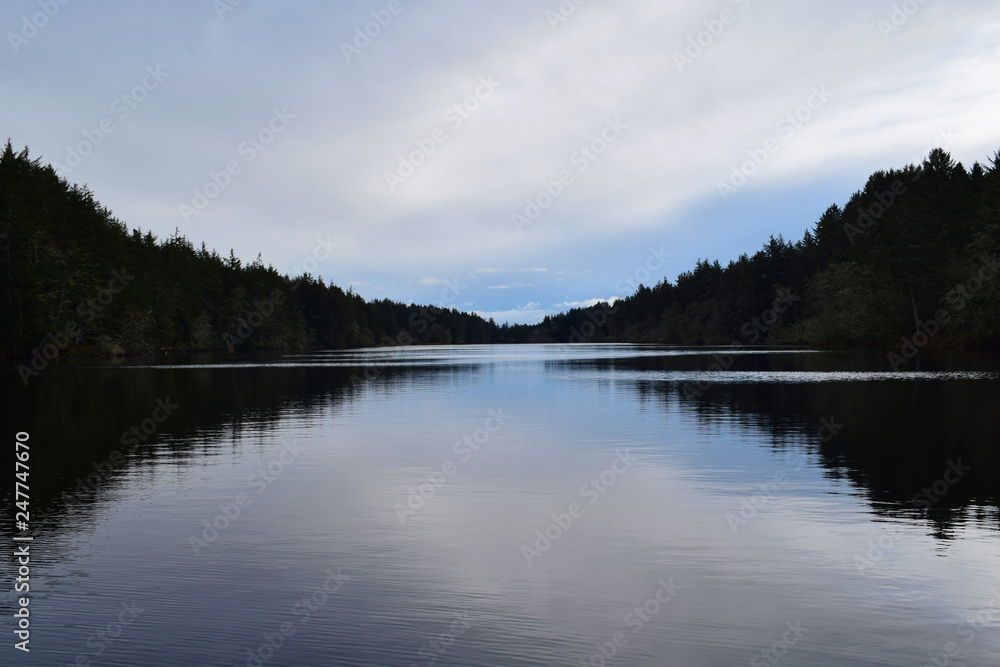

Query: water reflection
1 345 998 666
6 346 995 537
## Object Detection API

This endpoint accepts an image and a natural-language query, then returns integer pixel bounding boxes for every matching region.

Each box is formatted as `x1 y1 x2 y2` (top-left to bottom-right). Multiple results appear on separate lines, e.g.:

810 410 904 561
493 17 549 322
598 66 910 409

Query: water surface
3 345 999 666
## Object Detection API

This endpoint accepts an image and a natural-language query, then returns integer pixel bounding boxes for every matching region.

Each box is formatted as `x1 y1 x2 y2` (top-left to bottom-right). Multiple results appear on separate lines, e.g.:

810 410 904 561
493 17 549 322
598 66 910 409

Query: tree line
0 141 508 370
519 147 1000 348
3 140 998 368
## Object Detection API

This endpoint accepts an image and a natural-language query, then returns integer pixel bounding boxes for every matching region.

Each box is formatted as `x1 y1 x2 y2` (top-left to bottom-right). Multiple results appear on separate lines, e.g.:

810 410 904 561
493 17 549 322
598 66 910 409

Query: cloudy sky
4 1 999 324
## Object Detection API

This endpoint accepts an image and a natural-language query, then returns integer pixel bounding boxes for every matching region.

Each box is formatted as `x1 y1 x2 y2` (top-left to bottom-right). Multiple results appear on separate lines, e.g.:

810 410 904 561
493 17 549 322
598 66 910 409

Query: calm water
3 344 1000 666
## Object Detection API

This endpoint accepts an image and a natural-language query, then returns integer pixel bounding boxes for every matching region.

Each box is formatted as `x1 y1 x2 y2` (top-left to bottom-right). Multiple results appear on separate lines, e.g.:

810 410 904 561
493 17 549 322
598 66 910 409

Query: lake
3 344 1000 666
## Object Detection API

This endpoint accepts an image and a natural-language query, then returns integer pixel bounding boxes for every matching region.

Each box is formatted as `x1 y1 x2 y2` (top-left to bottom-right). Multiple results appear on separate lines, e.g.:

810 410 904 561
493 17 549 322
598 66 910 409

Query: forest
0 140 510 371
523 147 1000 349
2 140 998 369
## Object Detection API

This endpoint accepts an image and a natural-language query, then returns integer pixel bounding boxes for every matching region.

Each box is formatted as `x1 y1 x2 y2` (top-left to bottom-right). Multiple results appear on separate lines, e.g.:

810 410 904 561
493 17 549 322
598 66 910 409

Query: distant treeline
2 141 999 367
521 147 1000 348
0 141 507 367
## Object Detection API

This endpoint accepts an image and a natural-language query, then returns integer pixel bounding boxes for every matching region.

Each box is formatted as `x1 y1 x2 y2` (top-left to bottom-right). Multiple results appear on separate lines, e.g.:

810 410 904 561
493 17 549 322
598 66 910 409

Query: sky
3 0 1000 325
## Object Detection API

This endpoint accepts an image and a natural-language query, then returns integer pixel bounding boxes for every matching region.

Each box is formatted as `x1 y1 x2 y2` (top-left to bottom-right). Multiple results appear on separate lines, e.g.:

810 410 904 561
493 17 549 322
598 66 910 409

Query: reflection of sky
30 347 1000 666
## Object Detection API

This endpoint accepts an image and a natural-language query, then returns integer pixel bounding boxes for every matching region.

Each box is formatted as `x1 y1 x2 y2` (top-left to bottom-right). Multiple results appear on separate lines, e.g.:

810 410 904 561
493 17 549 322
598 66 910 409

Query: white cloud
554 297 617 310
6 1 999 322
472 267 547 277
